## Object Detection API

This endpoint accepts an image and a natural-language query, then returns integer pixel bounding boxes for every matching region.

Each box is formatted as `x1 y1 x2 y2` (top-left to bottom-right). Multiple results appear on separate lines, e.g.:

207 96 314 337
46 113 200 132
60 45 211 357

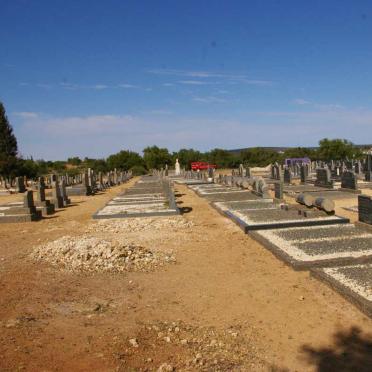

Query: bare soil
0 178 371 371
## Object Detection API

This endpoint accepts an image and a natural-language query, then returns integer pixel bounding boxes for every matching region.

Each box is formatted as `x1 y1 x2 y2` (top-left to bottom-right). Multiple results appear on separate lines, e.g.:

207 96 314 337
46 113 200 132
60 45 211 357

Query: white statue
175 158 181 175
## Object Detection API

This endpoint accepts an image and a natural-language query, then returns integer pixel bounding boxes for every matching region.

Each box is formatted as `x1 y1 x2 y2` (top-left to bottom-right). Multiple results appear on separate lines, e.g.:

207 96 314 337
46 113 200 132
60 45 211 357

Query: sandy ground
0 178 372 371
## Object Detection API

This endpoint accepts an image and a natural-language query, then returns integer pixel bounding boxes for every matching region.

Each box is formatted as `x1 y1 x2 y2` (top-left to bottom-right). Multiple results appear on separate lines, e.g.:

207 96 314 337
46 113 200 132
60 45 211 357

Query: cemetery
3 2 372 369
1 144 372 370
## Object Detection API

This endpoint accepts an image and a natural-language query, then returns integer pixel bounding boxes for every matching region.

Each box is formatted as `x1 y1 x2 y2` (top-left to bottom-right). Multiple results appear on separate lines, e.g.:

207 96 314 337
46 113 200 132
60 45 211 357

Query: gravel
31 235 176 273
86 217 194 233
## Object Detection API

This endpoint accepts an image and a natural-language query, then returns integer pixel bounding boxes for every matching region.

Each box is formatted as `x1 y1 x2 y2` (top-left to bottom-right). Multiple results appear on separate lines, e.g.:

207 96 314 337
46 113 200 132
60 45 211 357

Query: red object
191 162 217 170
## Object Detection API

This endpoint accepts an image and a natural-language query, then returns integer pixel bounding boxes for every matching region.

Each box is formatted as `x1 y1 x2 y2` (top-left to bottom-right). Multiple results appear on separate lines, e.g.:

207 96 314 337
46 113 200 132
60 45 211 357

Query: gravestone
274 182 283 200
365 154 372 181
34 178 55 215
358 195 372 225
283 168 292 185
340 171 360 193
300 164 308 184
51 181 64 208
15 177 26 193
315 168 333 188
24 190 34 207
175 159 181 176
60 180 71 206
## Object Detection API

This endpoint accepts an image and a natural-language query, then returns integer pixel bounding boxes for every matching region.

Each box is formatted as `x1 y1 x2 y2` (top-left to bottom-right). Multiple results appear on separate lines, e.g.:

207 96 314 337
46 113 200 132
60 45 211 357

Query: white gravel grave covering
31 235 176 272
256 225 372 262
86 217 194 233
322 264 372 301
96 204 176 216
233 210 343 226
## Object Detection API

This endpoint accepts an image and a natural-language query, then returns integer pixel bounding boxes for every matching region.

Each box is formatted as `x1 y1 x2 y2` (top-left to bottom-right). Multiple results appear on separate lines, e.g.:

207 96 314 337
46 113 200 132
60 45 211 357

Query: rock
157 363 174 372
129 338 139 348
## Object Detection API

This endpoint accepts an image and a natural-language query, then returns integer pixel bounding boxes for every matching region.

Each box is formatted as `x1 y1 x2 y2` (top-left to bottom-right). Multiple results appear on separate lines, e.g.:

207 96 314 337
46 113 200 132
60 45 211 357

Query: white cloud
178 80 212 85
192 96 227 103
12 107 372 160
13 112 39 119
150 109 172 115
147 68 272 85
293 98 344 110
118 83 138 89
93 84 108 90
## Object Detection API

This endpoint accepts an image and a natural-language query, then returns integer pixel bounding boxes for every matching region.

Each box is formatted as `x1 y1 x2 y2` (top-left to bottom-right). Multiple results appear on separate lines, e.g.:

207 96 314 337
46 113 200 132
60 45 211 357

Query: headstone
23 190 34 207
358 195 372 225
15 177 26 193
340 170 359 192
300 164 308 184
274 182 283 200
175 159 181 176
51 181 64 208
59 180 71 206
365 154 372 181
283 167 292 185
315 168 333 188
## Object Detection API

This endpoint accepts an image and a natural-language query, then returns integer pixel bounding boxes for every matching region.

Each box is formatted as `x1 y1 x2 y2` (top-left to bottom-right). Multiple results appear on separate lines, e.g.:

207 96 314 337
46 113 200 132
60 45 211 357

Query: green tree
240 148 280 167
0 102 18 177
282 147 315 160
143 146 172 169
205 148 239 168
67 156 82 166
107 150 144 171
317 138 362 160
172 148 203 170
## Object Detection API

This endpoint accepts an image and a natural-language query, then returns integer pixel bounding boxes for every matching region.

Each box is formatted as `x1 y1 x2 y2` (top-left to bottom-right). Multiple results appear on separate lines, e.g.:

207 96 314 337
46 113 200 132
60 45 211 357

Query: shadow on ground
179 206 193 214
301 326 372 371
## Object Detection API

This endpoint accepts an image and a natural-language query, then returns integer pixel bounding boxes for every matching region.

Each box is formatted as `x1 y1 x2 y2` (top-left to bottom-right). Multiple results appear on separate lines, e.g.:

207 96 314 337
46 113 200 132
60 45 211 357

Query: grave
274 182 284 200
0 190 42 222
250 224 372 269
358 194 372 225
93 176 179 218
15 176 26 193
283 168 292 185
312 264 372 317
315 168 333 188
340 170 360 193
300 165 308 184
34 178 55 216
225 207 349 233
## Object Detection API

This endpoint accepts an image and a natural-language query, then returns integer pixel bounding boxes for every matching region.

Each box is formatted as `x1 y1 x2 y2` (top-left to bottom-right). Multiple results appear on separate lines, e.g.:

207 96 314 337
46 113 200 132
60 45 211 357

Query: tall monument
175 159 181 175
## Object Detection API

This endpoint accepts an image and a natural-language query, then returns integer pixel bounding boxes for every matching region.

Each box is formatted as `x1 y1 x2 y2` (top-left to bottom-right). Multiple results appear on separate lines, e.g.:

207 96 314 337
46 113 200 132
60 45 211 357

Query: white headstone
175 159 181 175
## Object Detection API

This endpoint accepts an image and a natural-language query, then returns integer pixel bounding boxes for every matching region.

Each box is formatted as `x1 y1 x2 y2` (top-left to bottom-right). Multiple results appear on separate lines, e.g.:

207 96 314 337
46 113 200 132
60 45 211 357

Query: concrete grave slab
225 208 349 232
93 176 179 219
312 264 372 318
250 224 372 269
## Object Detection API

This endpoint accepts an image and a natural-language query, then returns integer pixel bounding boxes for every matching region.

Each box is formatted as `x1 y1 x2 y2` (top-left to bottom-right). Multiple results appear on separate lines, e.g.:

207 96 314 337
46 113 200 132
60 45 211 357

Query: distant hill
228 144 372 155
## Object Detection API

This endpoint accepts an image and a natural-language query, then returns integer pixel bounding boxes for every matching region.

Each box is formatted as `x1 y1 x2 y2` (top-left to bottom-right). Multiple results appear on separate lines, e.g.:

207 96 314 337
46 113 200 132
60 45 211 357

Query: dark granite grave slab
202 191 261 202
250 224 372 270
305 191 358 200
227 208 349 232
312 264 372 317
212 199 276 212
283 185 335 194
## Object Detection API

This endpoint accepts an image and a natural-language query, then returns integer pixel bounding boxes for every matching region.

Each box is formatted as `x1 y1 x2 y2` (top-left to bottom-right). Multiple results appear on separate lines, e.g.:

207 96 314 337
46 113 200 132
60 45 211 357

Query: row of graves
0 170 132 223
93 174 179 219
176 169 372 318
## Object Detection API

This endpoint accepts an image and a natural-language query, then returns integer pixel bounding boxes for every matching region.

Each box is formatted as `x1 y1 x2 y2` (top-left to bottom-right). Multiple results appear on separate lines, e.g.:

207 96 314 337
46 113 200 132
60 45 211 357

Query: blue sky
1 0 372 160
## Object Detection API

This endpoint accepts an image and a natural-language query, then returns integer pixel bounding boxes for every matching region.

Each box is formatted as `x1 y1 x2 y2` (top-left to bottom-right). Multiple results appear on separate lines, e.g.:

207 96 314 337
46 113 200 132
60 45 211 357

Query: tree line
0 101 368 179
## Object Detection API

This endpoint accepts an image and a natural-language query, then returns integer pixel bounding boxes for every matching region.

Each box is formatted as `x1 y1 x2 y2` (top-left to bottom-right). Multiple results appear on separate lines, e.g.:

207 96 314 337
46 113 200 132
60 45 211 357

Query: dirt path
0 181 371 371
